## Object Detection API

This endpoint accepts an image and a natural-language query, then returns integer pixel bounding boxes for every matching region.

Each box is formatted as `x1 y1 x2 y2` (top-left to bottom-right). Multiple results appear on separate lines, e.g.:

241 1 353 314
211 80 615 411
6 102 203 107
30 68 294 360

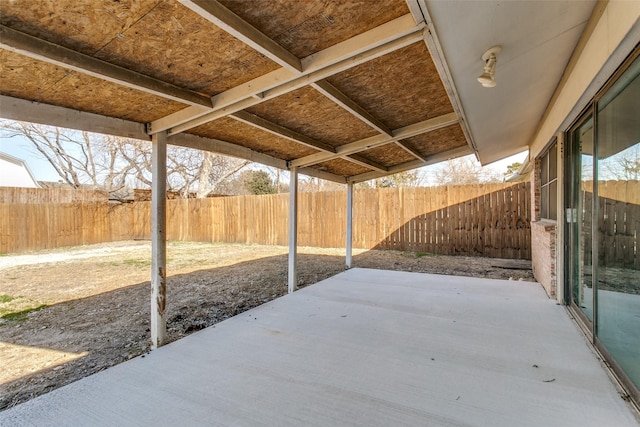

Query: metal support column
346 182 354 268
288 166 298 294
151 131 167 349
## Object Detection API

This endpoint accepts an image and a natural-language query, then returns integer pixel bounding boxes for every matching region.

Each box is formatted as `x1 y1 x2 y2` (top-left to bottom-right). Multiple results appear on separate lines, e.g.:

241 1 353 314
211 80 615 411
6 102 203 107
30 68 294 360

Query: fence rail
0 187 108 204
0 183 532 259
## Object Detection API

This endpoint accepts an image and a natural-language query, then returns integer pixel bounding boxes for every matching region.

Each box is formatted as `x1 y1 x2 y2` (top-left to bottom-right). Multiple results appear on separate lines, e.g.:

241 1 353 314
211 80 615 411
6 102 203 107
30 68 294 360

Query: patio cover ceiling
0 0 474 184
0 1 598 182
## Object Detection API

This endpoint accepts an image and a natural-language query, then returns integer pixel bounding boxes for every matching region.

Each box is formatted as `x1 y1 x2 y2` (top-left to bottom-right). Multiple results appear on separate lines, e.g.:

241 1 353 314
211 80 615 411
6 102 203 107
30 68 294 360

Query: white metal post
151 131 167 349
288 166 298 294
346 182 354 268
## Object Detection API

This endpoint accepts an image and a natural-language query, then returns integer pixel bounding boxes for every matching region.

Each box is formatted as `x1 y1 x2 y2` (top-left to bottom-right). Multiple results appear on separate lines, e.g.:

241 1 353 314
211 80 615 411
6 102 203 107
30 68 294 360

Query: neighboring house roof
0 151 40 188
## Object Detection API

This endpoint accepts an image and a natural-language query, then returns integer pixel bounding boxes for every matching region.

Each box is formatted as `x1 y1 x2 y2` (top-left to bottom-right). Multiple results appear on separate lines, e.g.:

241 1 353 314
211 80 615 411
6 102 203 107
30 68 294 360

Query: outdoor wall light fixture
477 45 502 88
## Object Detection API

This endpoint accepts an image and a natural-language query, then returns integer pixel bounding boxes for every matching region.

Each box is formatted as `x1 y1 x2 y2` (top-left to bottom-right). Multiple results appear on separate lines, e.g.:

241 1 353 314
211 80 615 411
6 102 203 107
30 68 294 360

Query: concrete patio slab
1 269 638 426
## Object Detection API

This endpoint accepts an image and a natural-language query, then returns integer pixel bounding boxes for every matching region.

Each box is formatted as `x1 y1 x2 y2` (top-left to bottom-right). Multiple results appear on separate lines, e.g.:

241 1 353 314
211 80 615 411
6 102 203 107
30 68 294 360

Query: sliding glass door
568 116 594 323
594 54 640 390
567 50 640 399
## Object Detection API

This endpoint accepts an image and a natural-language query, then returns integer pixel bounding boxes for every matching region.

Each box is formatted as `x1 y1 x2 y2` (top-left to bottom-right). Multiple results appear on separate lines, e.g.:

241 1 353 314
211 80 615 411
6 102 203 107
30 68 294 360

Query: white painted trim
0 25 212 108
150 131 167 349
288 166 298 294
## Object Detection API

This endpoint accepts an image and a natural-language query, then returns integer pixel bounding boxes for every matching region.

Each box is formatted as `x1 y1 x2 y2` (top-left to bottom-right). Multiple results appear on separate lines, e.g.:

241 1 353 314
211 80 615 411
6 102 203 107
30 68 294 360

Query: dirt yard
0 241 535 410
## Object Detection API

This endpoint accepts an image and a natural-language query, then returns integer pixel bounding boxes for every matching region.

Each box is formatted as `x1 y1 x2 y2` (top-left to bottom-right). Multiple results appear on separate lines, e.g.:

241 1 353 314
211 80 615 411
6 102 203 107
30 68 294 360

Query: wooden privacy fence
581 180 640 269
0 187 108 204
0 183 531 259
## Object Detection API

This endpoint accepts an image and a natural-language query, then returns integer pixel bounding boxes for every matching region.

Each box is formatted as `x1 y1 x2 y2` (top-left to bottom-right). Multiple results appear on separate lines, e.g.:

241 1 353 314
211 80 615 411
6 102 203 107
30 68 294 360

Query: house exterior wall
531 220 557 298
0 156 39 188
528 1 640 299
530 156 557 298
529 1 640 160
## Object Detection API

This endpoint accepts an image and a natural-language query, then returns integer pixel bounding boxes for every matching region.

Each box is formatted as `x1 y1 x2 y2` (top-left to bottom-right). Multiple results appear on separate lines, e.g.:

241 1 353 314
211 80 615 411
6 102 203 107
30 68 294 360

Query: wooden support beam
150 14 425 134
348 145 472 183
291 112 458 168
0 25 212 108
346 182 354 269
0 95 149 140
288 167 298 294
150 131 168 349
229 111 336 154
230 111 386 173
346 154 388 173
394 140 428 162
178 0 302 73
311 80 393 136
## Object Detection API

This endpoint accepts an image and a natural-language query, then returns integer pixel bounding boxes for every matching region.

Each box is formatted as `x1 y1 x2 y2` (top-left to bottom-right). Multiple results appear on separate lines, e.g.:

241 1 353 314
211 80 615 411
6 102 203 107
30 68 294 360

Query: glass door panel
595 55 640 389
571 116 594 321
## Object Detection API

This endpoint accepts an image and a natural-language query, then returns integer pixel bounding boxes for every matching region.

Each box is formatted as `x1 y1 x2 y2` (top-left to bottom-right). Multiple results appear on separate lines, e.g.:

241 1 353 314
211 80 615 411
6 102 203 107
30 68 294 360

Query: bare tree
433 156 501 185
0 121 251 198
601 143 640 181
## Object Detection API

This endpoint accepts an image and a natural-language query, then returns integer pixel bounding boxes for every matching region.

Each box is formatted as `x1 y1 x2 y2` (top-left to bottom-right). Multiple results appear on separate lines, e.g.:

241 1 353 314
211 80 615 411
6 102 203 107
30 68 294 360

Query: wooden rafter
394 140 428 162
346 154 388 173
310 80 393 136
0 25 212 108
229 111 335 154
178 0 302 73
347 145 472 183
291 112 458 168
230 111 386 173
149 14 426 135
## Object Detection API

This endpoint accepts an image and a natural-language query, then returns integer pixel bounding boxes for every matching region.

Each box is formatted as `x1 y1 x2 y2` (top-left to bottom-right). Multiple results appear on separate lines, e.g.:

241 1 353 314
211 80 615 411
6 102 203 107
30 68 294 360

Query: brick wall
530 156 556 298
531 220 556 298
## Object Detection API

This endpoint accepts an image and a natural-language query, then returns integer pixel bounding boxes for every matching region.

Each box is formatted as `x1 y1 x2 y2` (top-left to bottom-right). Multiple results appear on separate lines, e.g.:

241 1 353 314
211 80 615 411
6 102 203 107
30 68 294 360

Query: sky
0 125 528 185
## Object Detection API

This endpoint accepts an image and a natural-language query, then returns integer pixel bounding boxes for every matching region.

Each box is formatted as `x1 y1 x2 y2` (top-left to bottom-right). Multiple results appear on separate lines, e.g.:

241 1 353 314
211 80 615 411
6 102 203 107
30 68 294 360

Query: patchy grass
415 252 436 258
122 259 152 268
0 305 47 322
0 294 16 303
0 295 47 322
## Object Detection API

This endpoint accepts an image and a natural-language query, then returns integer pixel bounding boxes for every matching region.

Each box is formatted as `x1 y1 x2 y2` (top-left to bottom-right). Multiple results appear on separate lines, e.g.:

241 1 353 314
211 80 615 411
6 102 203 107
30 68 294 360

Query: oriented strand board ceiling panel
358 144 416 167
0 0 279 95
402 124 467 156
0 0 160 56
326 42 455 129
218 0 409 58
0 51 185 122
189 117 317 161
246 86 379 148
313 158 370 177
